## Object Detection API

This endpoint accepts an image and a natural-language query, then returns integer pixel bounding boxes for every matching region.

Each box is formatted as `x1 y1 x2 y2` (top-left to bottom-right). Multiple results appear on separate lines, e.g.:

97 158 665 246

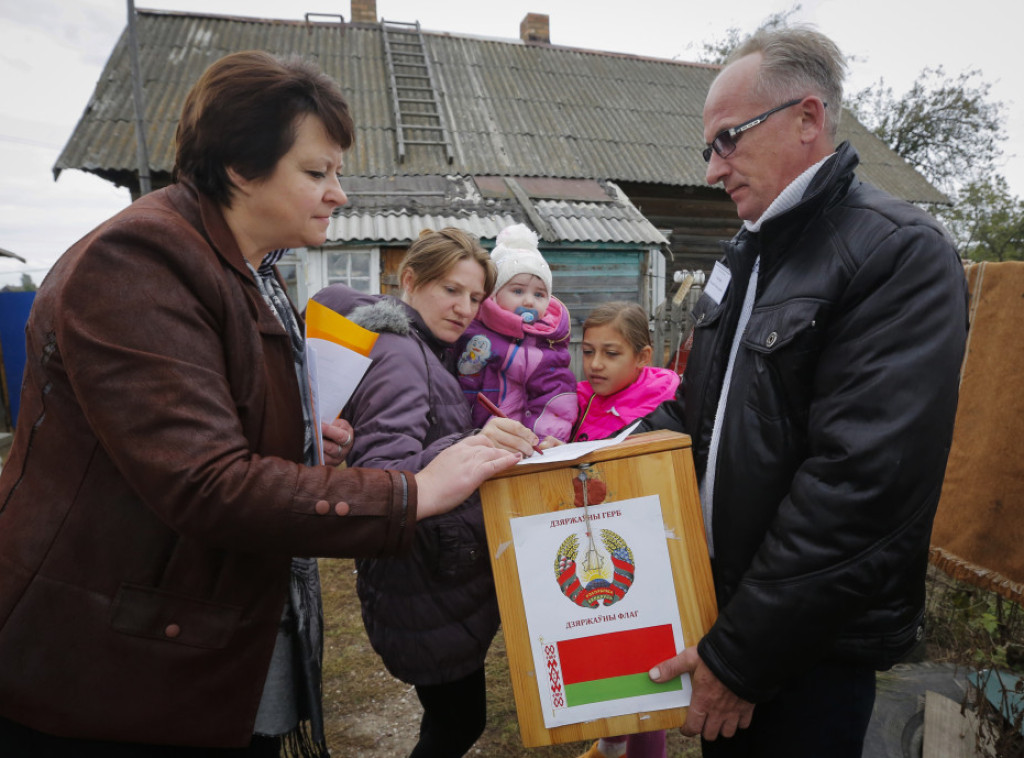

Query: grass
922 566 1024 756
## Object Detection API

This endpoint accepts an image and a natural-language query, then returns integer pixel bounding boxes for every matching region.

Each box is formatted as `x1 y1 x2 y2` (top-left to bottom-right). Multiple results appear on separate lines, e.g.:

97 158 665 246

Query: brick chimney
520 13 550 44
351 0 377 23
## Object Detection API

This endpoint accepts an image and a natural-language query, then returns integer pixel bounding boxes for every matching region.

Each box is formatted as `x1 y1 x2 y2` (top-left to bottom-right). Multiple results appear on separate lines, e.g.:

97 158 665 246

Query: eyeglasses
702 98 815 162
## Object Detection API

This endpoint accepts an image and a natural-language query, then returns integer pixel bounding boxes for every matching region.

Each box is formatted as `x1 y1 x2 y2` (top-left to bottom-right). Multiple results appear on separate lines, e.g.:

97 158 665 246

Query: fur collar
346 297 412 336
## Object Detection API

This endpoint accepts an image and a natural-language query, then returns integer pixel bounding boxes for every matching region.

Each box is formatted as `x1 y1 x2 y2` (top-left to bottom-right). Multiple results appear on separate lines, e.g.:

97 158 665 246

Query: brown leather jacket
0 182 416 747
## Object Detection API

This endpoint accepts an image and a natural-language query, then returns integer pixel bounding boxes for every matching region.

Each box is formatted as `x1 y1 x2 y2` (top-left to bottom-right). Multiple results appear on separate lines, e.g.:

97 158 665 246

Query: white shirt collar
744 153 834 233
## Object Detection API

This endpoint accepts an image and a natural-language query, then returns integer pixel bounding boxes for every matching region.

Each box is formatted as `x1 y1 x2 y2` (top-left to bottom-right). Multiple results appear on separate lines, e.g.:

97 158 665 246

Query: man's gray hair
728 25 847 140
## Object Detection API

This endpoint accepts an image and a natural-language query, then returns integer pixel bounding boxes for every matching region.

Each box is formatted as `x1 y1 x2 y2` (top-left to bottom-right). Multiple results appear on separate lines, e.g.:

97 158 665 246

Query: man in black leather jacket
640 27 969 757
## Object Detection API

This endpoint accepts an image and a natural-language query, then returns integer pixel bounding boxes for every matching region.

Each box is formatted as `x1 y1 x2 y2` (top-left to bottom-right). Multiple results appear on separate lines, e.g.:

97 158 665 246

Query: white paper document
519 420 642 466
306 338 373 430
304 299 378 464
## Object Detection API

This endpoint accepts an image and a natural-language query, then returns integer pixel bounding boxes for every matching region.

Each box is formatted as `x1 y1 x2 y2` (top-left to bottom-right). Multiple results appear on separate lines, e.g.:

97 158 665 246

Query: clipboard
479 430 716 747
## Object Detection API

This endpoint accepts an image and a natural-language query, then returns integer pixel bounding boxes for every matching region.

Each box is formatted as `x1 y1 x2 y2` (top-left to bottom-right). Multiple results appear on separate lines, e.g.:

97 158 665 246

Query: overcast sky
2 0 1021 286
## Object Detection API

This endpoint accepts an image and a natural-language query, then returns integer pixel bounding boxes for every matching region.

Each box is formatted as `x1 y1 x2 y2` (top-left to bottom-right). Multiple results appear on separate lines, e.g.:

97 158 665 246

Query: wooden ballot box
479 430 716 747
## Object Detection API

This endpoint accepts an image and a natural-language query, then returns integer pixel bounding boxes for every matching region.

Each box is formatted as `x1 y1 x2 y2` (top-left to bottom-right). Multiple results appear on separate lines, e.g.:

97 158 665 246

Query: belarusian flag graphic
556 624 682 707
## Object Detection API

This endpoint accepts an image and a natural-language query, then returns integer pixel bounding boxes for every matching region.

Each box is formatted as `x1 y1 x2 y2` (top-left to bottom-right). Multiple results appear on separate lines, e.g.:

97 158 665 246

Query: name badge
704 261 731 305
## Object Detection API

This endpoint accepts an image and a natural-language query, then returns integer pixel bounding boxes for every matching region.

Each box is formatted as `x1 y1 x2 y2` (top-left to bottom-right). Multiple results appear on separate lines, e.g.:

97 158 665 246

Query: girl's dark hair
174 50 355 206
582 301 651 354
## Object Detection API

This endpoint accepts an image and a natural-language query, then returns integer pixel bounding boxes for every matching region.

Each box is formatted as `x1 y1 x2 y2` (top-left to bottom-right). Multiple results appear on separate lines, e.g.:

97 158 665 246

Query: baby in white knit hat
457 223 578 442
489 223 554 324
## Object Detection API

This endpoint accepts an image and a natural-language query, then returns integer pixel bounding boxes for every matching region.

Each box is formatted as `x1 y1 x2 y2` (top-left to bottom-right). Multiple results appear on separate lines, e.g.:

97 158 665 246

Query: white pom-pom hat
490 223 552 295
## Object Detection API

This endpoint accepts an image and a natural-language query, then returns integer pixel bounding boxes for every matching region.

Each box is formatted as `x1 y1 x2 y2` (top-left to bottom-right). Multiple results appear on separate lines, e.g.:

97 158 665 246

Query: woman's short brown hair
399 228 497 296
174 50 355 206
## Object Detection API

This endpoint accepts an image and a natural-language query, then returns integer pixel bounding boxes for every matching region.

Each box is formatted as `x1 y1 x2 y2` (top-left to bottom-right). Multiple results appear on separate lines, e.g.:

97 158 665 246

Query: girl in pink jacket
573 301 680 443
572 301 680 758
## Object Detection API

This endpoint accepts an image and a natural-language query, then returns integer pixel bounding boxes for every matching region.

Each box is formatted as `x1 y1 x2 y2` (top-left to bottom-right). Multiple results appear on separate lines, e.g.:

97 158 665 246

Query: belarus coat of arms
553 529 635 608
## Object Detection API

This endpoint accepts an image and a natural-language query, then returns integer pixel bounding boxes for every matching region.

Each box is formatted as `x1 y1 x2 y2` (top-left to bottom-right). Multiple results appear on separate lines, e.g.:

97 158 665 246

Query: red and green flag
556 624 682 707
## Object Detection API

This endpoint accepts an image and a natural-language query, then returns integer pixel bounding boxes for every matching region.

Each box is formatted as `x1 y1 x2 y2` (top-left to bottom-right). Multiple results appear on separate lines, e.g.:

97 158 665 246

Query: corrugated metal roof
54 9 945 204
325 175 667 245
327 211 518 244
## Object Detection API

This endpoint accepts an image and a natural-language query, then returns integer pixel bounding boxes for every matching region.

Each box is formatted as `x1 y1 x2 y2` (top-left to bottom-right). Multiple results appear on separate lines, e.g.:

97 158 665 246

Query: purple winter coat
456 295 577 441
310 284 498 686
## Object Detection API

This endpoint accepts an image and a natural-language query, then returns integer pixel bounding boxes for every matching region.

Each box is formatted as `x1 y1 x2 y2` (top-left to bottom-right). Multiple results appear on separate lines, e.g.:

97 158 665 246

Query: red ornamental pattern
545 643 565 708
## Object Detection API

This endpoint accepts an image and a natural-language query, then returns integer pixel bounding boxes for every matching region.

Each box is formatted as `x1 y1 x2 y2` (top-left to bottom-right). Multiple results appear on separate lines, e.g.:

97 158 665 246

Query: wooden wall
618 181 741 295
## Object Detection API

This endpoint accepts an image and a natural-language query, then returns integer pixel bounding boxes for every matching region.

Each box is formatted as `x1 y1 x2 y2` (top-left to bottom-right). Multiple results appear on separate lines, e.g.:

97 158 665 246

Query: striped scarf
249 251 328 758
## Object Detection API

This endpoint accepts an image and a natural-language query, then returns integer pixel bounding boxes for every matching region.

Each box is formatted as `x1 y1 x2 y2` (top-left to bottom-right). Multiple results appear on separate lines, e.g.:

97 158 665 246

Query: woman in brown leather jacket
0 51 517 757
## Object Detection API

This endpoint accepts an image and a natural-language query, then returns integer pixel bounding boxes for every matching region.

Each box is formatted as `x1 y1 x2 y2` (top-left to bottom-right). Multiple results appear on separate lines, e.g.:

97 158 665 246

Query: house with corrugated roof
54 1 944 356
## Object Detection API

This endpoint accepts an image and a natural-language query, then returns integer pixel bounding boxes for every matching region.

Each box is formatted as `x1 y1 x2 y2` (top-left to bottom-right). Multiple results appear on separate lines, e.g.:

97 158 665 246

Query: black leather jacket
639 143 969 702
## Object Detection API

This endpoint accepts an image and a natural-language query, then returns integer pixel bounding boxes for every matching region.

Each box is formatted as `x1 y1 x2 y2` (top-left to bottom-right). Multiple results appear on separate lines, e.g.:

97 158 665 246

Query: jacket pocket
110 583 242 649
741 298 827 422
423 521 486 581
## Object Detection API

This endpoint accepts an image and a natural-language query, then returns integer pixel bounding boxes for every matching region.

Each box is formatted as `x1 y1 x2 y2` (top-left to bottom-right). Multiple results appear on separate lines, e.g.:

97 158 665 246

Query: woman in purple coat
312 228 539 758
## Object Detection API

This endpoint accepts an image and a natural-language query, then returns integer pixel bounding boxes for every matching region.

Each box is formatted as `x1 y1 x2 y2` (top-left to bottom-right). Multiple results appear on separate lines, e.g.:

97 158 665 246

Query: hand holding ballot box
479 430 716 747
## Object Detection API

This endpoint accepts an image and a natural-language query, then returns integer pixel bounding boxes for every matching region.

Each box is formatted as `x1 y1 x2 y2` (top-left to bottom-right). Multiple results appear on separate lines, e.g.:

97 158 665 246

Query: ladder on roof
380 19 454 164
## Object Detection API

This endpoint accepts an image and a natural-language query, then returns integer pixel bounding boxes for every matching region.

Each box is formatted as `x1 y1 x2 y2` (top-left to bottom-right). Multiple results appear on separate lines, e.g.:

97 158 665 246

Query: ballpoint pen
475 392 544 456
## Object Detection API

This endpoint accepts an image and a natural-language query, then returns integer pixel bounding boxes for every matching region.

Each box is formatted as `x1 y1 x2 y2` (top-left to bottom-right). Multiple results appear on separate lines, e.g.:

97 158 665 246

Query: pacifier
515 306 539 323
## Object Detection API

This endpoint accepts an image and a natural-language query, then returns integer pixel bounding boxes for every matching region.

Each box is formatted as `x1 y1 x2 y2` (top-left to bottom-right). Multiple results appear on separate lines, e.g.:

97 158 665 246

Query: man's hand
415 435 520 519
649 646 755 740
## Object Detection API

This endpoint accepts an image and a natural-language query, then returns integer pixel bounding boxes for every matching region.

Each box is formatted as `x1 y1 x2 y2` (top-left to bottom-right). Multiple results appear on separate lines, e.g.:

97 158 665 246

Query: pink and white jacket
457 295 577 441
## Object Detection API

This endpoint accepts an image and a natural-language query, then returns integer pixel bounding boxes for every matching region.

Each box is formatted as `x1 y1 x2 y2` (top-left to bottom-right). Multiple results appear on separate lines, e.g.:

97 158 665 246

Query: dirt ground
325 674 421 756
319 558 420 756
318 558 1024 758
318 558 701 758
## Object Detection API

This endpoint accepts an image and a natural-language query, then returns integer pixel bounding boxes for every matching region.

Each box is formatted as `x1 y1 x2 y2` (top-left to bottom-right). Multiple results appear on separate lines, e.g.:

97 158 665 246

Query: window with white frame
276 246 379 310
325 247 376 292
